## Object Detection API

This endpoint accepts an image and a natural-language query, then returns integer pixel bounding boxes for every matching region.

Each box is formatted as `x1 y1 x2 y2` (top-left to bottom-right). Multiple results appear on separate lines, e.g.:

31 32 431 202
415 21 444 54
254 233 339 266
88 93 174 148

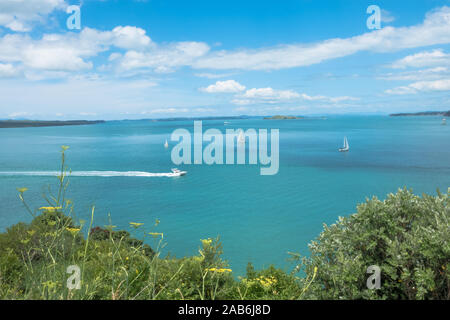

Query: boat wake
0 171 184 178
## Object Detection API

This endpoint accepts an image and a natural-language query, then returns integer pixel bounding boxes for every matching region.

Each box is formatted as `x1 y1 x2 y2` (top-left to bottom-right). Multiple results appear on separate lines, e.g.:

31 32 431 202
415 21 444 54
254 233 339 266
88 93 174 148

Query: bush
301 188 450 300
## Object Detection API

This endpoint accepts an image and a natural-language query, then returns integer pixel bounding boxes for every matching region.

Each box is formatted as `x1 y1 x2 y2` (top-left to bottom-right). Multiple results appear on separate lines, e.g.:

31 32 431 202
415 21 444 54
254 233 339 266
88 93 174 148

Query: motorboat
170 168 187 176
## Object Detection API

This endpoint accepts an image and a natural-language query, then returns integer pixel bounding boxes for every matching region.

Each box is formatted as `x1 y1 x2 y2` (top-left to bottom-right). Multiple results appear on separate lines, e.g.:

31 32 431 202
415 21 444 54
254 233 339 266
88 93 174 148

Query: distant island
0 120 105 128
390 110 450 117
264 115 304 120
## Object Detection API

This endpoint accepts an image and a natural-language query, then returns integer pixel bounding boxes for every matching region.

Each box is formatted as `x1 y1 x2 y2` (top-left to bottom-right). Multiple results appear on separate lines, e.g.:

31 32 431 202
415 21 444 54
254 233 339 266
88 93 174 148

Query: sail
164 139 169 148
339 136 349 151
238 131 245 144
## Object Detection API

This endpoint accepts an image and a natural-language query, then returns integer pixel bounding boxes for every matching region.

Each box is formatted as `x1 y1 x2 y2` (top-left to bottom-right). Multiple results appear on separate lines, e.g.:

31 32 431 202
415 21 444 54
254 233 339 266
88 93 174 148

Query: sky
0 0 449 120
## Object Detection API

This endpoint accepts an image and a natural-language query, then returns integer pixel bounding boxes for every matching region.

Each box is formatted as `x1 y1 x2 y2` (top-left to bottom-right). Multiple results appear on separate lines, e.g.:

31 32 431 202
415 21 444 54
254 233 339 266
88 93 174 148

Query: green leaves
305 188 449 300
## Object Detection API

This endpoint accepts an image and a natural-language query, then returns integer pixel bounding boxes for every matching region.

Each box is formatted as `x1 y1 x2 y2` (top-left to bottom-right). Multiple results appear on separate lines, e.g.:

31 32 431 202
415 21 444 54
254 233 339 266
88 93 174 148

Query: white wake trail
0 171 182 177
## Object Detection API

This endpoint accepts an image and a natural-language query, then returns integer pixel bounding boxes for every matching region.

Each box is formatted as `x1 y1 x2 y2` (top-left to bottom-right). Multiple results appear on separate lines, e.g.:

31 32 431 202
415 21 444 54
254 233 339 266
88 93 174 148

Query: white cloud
227 86 359 106
0 63 20 77
242 87 299 99
141 108 190 114
3 6 450 79
232 87 300 105
381 9 395 23
200 80 245 93
24 47 93 71
0 26 152 75
328 96 360 103
380 67 449 81
111 26 152 50
7 111 34 118
231 99 254 106
0 0 66 32
300 93 359 103
194 72 237 79
116 41 210 73
386 79 450 94
390 49 450 69
192 6 450 71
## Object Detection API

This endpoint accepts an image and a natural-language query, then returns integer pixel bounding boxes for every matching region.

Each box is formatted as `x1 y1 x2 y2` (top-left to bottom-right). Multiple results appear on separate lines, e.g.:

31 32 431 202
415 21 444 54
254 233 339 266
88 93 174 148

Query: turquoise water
0 116 449 275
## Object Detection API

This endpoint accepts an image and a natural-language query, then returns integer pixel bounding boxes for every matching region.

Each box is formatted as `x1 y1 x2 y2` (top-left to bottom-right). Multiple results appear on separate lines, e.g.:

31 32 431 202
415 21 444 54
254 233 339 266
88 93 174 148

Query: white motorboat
170 168 187 176
442 118 447 125
339 136 349 152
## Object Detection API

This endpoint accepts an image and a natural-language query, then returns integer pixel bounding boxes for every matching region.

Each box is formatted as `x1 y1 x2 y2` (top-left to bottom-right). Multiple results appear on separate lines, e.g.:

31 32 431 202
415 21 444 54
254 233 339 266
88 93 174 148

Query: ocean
0 115 449 275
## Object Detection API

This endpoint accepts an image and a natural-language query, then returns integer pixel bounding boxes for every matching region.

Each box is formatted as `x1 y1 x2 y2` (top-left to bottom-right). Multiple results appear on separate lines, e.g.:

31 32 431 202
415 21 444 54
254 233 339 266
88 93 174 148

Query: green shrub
300 187 450 300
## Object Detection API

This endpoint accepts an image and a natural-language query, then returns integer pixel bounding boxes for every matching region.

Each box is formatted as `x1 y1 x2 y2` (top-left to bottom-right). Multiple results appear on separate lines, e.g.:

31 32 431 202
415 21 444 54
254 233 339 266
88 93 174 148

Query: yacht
170 168 187 176
442 118 447 125
339 136 349 152
238 130 245 144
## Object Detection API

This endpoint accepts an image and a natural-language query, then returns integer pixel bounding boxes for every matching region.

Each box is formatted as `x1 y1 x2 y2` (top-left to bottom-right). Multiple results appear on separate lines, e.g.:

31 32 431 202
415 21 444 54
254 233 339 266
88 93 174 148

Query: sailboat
164 139 169 148
238 130 245 144
442 118 447 125
339 136 349 152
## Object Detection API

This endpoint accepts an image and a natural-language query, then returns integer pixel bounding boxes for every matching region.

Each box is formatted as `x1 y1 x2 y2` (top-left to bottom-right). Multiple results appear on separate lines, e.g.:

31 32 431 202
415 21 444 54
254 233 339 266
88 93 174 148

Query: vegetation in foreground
0 147 448 300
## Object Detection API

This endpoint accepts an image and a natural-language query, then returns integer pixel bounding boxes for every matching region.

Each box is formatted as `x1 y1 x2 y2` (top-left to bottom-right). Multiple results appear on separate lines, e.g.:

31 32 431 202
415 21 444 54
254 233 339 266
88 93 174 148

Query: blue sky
0 0 449 119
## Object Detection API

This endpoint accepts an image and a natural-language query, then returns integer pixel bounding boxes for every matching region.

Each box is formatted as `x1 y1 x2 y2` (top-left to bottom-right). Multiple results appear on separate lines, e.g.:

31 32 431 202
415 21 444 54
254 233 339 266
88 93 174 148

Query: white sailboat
164 139 169 148
238 130 245 144
339 136 349 152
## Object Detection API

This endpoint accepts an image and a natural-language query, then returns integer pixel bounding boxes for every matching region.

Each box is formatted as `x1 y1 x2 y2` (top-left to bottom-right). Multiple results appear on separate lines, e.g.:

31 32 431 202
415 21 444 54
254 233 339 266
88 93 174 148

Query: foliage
299 188 450 300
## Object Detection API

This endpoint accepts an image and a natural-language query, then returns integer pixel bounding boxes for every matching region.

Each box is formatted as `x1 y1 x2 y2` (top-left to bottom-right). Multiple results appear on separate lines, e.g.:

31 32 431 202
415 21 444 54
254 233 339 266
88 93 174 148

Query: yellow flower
208 267 232 273
125 257 129 261
201 238 213 246
39 206 62 213
129 222 144 228
17 187 28 193
253 276 277 288
148 232 164 240
66 227 81 236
